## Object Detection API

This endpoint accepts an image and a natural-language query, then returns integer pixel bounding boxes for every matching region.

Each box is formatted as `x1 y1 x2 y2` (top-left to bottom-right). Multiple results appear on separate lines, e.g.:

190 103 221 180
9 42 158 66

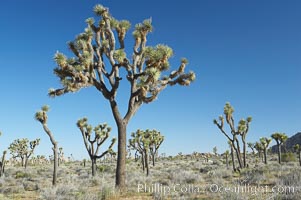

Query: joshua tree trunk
230 144 236 171
0 151 6 177
152 152 155 167
53 143 58 186
91 157 97 176
24 157 28 169
145 150 149 176
115 118 127 190
42 124 58 186
298 151 301 166
277 144 281 164
234 139 243 169
21 157 24 167
242 136 247 167
264 148 267 164
142 154 145 171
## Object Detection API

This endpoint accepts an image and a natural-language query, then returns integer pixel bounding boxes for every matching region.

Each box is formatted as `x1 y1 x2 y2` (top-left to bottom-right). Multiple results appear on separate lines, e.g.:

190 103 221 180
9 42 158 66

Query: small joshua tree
254 141 263 161
259 137 272 164
77 117 116 176
8 138 40 168
213 146 218 156
213 102 252 169
271 132 288 164
129 129 151 176
35 105 58 186
0 151 6 177
58 147 63 166
148 130 164 166
49 4 195 190
247 142 255 155
293 144 301 166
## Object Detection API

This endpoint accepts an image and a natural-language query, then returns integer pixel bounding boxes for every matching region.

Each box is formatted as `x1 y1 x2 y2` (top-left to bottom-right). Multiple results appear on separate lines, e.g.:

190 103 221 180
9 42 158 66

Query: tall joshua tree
48 4 195 189
259 137 272 164
77 117 116 176
8 138 40 168
35 105 58 186
271 132 288 164
213 102 252 169
148 130 164 166
293 144 301 166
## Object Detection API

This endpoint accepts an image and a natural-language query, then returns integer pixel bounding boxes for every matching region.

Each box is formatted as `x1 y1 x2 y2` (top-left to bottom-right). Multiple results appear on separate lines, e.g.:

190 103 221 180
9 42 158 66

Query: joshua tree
259 137 272 164
0 151 6 177
254 142 263 161
271 133 288 164
35 105 58 186
77 117 116 176
129 129 154 176
247 142 255 155
8 138 40 168
58 147 64 166
213 102 252 169
293 144 301 166
48 4 195 190
148 130 164 166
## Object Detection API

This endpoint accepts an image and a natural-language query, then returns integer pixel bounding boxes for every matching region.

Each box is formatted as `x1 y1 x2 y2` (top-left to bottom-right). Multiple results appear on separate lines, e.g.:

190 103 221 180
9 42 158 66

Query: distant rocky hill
271 132 301 153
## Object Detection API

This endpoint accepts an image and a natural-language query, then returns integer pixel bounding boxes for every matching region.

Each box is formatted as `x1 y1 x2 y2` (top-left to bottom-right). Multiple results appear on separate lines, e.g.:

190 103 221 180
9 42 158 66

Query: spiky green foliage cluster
254 142 263 153
294 144 300 152
49 4 195 105
271 132 288 145
259 137 272 149
77 117 116 159
35 105 49 124
129 129 163 152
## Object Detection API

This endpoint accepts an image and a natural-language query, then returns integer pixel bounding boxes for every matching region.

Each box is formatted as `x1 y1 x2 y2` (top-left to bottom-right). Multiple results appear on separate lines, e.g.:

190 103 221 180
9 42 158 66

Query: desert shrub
97 165 111 173
199 165 213 173
239 168 267 185
100 185 115 200
281 152 296 162
212 160 222 166
169 170 201 184
15 171 31 179
23 180 39 191
277 169 301 187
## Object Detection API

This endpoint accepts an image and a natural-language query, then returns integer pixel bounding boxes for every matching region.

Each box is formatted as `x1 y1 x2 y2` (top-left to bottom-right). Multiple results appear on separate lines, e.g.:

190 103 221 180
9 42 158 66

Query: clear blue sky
0 0 300 159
